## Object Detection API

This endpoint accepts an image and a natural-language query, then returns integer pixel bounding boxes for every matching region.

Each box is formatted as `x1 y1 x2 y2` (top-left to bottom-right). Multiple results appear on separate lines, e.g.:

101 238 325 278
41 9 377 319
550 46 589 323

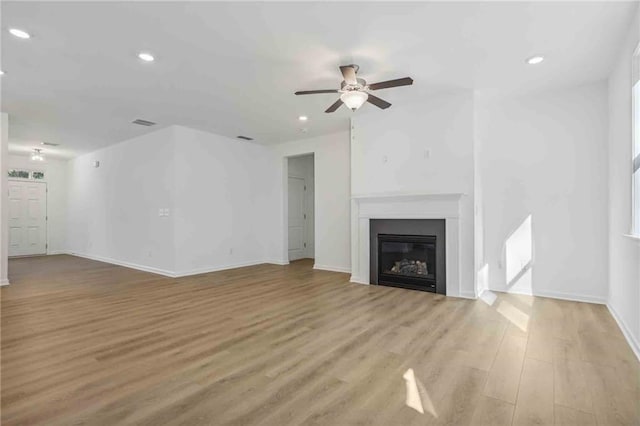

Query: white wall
270 132 351 272
608 7 640 358
288 154 315 259
66 125 280 277
352 91 476 296
0 113 8 285
351 92 475 197
8 154 68 254
172 126 276 275
67 127 176 275
476 83 609 303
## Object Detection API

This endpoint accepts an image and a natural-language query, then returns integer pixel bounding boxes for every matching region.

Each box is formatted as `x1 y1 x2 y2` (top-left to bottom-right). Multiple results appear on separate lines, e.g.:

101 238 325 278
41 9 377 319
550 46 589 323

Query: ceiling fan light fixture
31 149 44 162
340 91 368 111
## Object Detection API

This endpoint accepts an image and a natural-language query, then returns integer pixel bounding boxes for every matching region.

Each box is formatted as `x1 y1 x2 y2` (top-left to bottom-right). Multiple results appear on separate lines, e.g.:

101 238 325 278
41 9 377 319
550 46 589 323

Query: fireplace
378 234 436 292
370 219 446 294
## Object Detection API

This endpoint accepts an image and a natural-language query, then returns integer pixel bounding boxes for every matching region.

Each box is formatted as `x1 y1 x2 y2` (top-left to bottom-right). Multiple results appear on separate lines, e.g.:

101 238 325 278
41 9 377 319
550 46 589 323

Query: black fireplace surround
370 219 446 294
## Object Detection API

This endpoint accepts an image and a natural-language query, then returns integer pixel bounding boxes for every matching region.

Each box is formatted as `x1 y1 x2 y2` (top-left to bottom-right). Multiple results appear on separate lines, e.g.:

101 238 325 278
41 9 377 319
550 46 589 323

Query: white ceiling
1 1 637 158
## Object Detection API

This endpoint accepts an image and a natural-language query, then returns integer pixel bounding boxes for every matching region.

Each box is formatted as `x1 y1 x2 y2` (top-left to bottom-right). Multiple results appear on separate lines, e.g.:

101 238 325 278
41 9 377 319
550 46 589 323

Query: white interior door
8 180 47 256
288 176 306 261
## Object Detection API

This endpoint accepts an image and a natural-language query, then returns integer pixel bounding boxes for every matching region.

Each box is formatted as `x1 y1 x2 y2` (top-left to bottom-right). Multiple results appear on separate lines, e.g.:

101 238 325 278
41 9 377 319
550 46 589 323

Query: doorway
7 180 47 256
287 154 314 261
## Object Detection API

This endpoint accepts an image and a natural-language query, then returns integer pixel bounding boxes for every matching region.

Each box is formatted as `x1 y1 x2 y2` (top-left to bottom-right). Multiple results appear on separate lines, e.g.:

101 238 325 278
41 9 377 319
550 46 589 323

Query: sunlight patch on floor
496 298 530 332
479 289 498 306
403 368 437 417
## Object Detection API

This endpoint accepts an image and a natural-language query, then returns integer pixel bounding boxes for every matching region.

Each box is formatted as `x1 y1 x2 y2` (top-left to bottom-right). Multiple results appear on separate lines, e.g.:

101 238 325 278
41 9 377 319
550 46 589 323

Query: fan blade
368 77 413 91
325 99 343 113
295 89 339 95
340 65 358 85
367 94 392 109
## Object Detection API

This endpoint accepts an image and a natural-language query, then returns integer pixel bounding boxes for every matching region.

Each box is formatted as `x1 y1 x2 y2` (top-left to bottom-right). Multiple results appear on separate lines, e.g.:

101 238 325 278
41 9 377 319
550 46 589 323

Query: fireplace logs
388 259 428 276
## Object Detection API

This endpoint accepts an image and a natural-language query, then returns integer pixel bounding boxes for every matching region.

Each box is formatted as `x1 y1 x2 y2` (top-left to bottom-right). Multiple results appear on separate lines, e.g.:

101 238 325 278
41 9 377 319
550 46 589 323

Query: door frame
282 153 315 264
7 179 48 257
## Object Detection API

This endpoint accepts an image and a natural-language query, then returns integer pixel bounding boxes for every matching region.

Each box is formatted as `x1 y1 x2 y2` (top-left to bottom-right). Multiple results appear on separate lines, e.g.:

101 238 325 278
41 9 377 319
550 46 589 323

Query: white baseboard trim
489 286 606 305
0 278 10 286
47 250 69 255
457 290 477 300
54 253 353 279
349 276 369 285
68 252 177 278
313 264 351 274
175 260 267 278
607 303 640 362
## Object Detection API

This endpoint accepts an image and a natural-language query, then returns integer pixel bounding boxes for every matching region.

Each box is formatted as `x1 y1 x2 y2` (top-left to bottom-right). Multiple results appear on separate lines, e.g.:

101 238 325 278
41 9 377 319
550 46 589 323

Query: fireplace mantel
351 192 466 201
350 192 470 298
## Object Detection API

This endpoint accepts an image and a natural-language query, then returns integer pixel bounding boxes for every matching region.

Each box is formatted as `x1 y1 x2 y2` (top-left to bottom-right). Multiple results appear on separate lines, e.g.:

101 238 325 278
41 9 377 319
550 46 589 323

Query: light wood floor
1 255 638 425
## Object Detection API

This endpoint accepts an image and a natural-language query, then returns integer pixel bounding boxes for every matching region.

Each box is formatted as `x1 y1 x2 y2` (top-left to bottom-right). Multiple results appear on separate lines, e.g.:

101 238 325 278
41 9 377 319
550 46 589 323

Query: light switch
158 208 164 217
164 208 170 217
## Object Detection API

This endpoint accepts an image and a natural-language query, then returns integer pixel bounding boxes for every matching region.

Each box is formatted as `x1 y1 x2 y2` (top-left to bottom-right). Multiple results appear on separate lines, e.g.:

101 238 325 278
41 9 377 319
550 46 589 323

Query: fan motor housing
341 77 367 91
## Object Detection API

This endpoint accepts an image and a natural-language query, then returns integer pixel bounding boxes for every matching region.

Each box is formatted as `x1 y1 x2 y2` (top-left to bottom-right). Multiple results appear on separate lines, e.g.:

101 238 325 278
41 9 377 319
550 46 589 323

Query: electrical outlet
382 155 388 163
158 208 164 217
424 149 431 159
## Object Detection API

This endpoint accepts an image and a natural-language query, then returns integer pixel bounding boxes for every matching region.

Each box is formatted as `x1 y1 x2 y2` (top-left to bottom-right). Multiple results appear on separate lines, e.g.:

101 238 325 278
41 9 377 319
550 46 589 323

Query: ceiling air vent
237 136 253 141
132 119 156 127
41 142 60 147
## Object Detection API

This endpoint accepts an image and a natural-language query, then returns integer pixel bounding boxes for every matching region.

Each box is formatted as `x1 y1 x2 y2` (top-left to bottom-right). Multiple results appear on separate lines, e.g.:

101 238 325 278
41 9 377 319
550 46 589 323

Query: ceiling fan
294 64 413 113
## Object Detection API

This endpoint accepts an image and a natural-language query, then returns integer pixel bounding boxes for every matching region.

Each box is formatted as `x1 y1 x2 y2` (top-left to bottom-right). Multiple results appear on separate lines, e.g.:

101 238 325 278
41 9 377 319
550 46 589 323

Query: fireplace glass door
377 234 436 292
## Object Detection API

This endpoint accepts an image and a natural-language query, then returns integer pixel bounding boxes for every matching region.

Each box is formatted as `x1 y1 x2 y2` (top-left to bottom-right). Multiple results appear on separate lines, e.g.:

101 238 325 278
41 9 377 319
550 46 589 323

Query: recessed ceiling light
9 28 30 39
0 70 4 75
526 55 544 65
138 52 155 62
298 116 308 121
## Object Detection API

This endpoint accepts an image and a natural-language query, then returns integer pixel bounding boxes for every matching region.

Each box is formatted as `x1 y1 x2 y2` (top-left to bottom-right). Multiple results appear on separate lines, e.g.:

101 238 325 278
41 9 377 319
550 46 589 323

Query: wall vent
132 119 157 127
236 135 254 141
41 142 59 147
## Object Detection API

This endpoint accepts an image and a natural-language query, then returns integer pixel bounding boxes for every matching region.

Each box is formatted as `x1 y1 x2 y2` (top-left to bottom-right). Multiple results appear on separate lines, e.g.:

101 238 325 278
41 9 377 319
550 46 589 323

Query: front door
8 180 47 256
288 176 306 261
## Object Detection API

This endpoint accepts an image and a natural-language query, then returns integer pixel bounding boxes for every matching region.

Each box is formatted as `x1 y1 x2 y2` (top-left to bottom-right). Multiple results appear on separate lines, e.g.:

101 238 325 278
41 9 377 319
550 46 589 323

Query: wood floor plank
554 405 596 426
512 358 554 426
553 358 593 414
470 396 515 426
483 333 528 404
581 361 640 426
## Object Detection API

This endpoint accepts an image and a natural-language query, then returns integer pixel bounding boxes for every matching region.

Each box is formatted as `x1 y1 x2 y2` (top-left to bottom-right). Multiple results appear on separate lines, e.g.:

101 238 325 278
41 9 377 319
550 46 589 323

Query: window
7 169 45 180
634 82 640 235
634 45 640 236
8 169 30 179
